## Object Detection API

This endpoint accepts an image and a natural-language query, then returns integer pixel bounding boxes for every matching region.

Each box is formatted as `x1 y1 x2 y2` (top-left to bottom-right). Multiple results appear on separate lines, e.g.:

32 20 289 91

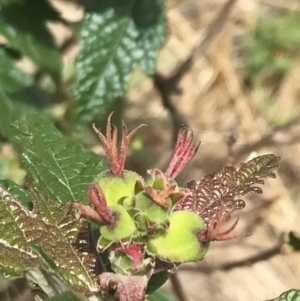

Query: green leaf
72 0 166 125
22 0 63 22
146 271 170 295
0 48 32 93
0 184 101 293
266 289 300 301
13 115 105 203
9 88 50 120
0 84 50 138
0 179 32 209
0 49 50 131
0 0 23 6
132 0 166 74
147 289 177 301
0 0 62 81
0 86 17 137
29 244 67 281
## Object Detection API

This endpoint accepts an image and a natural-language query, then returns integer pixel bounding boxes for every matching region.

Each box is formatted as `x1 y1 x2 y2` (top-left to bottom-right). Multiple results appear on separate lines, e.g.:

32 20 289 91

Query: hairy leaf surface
13 115 105 203
0 185 101 293
73 0 166 124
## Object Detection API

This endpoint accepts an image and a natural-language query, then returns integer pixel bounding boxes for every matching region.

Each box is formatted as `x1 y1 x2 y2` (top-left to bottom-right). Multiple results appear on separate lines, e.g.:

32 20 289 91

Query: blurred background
1 0 300 300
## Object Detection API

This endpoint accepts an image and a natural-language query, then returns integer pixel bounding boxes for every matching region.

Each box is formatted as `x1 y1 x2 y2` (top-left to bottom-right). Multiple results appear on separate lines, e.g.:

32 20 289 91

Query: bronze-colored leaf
0 185 101 294
174 154 281 240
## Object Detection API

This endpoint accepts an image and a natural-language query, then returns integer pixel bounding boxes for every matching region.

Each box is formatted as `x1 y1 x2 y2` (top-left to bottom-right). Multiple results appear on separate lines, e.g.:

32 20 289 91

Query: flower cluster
74 114 210 276
73 113 280 299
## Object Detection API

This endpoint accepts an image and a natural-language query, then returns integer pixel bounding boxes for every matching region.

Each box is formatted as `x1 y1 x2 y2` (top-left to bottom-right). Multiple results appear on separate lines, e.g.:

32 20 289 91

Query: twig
153 73 188 145
180 235 285 274
206 239 284 272
153 0 238 145
161 0 238 89
225 131 238 165
59 32 78 55
260 0 300 12
170 273 187 301
235 114 300 159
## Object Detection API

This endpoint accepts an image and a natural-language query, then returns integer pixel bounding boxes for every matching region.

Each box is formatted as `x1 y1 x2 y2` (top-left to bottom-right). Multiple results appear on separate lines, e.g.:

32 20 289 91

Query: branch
235 114 300 159
170 273 187 301
153 0 238 144
180 234 285 274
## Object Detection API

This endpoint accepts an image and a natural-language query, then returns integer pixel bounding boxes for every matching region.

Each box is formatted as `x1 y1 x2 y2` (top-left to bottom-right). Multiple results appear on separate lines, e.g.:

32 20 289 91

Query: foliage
72 0 166 125
0 185 100 293
0 0 167 131
12 115 105 203
0 0 62 82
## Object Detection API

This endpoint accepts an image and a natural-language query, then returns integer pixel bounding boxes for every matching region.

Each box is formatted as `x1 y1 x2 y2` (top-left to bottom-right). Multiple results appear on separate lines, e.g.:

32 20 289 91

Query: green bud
96 169 144 205
100 204 136 241
135 214 148 232
121 196 134 208
147 211 209 262
135 192 171 224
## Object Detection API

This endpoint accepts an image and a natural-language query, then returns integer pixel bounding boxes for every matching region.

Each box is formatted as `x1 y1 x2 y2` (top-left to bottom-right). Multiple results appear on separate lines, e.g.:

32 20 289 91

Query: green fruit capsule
135 214 148 232
135 192 171 224
96 169 144 205
147 211 209 263
100 204 136 241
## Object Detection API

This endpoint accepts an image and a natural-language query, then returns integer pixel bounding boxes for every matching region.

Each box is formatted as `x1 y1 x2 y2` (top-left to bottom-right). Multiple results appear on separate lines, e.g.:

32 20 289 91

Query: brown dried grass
124 0 300 300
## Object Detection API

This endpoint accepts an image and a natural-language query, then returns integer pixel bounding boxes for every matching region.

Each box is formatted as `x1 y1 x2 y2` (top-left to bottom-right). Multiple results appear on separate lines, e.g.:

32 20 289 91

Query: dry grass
122 0 300 300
